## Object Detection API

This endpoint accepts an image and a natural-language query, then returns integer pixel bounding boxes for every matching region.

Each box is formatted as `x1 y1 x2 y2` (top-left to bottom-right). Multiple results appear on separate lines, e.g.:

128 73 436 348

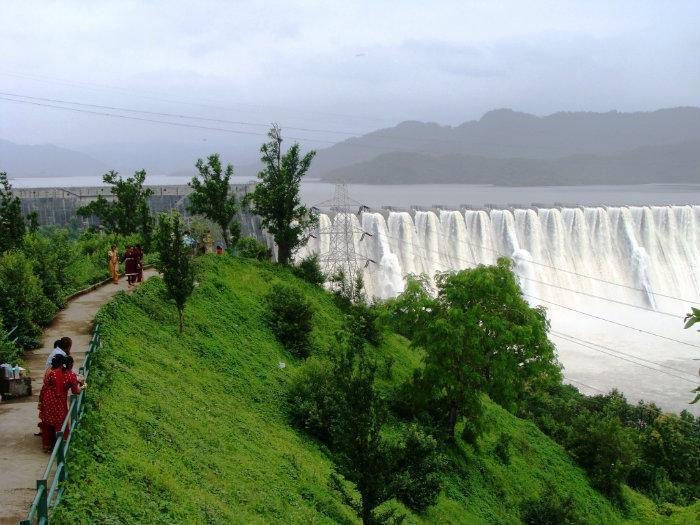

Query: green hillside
53 256 699 524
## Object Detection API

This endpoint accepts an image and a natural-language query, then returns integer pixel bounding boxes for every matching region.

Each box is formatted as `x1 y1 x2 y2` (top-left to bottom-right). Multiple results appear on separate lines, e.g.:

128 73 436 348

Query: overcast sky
1 0 698 159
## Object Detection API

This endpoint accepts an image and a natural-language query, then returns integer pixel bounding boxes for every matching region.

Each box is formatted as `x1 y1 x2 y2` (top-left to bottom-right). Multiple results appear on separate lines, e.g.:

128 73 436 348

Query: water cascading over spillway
307 205 700 413
309 205 700 305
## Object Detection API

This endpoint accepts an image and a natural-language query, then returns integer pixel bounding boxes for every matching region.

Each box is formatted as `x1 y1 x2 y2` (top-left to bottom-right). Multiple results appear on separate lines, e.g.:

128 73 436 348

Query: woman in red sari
38 355 69 451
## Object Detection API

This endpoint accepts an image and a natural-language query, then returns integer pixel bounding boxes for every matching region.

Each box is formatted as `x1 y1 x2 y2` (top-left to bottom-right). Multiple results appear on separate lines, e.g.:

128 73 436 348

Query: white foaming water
308 205 700 414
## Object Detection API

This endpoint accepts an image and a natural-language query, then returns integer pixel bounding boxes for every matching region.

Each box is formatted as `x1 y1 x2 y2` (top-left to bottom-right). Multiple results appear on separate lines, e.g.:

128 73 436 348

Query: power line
1 90 605 153
564 376 606 393
0 70 400 125
551 330 697 378
551 332 697 385
0 92 368 137
528 294 700 350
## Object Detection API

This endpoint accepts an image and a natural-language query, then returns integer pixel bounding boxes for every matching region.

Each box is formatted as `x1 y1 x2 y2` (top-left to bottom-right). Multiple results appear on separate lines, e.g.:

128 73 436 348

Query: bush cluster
519 385 700 506
235 236 270 260
264 282 314 358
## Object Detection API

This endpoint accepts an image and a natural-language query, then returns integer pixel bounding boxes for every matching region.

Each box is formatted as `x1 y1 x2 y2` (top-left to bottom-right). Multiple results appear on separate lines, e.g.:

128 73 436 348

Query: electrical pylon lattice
311 184 372 289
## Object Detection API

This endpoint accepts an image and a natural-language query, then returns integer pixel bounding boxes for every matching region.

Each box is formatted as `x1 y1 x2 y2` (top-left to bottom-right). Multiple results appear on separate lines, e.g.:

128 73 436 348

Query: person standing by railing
38 354 67 452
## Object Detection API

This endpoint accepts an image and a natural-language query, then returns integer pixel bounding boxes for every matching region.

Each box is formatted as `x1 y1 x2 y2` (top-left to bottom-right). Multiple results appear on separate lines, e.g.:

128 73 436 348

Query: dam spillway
301 205 700 414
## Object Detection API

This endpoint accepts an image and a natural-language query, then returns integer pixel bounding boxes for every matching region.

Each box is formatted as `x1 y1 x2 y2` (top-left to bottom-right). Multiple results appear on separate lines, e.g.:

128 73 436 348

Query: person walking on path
124 245 138 286
108 245 120 284
135 244 144 283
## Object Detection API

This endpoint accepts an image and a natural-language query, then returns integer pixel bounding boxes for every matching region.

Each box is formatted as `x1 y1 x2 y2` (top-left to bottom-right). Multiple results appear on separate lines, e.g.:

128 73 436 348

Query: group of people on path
107 244 144 285
37 336 86 452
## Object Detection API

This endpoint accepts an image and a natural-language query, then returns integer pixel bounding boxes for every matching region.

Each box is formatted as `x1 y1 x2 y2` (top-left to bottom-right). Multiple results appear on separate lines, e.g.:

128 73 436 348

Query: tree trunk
178 308 184 334
222 227 231 251
360 493 373 525
277 243 290 265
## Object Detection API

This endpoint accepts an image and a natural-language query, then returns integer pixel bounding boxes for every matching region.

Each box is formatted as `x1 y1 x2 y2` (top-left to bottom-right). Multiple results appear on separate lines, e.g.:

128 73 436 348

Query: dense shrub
264 282 313 358
519 385 700 507
291 254 325 286
520 489 585 525
235 236 270 260
0 251 56 347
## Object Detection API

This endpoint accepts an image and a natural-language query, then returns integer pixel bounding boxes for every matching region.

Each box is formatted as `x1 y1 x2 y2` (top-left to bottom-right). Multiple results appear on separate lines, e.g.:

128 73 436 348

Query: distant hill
0 139 106 178
323 140 700 185
311 107 700 183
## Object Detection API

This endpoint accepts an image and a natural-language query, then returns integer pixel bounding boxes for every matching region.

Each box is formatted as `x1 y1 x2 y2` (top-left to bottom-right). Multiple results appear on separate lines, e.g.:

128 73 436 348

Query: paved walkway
0 271 156 524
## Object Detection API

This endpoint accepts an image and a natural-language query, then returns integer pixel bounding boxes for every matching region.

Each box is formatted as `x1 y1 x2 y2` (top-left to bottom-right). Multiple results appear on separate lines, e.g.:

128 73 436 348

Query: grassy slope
53 256 699 524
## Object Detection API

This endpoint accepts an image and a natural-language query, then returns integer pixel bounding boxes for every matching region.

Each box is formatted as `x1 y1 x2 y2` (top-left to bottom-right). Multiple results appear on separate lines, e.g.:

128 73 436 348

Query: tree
264 282 314 358
0 250 56 347
246 125 317 265
399 259 561 442
187 154 241 248
684 307 700 404
155 212 195 333
0 172 25 254
76 170 154 245
289 318 442 523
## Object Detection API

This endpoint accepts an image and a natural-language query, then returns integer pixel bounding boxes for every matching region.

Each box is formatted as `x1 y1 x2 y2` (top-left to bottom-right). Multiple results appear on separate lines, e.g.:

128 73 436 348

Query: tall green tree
187 154 241 248
247 125 317 265
155 212 195 333
77 170 154 245
395 259 561 442
684 307 700 404
0 172 26 254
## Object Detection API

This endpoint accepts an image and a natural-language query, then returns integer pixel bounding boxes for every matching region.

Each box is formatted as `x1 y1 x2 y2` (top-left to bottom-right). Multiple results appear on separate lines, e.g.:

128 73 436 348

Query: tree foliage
0 172 26 254
76 170 154 246
246 125 317 265
187 154 241 248
520 384 700 506
155 212 195 333
235 236 270 260
0 250 56 347
288 318 442 523
393 259 561 442
264 282 313 358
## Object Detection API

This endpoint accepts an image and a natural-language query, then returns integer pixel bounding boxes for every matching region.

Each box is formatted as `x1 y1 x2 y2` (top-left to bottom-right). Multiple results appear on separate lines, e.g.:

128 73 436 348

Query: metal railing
2 325 18 344
20 325 100 525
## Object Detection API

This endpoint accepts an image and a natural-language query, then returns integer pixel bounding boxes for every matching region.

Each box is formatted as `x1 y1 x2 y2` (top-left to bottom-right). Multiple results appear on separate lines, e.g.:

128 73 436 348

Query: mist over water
301 205 700 415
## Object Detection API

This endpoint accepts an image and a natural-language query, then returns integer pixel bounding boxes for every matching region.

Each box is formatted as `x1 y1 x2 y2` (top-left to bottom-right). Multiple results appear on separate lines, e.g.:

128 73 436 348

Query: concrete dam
17 183 266 239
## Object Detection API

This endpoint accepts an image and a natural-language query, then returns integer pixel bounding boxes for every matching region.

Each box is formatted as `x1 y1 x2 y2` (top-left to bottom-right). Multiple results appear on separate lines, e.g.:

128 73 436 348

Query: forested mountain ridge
309 107 700 184
321 140 700 185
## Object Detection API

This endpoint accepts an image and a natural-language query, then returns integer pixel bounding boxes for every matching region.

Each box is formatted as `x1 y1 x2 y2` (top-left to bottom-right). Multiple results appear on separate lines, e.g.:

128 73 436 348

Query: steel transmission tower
312 184 372 290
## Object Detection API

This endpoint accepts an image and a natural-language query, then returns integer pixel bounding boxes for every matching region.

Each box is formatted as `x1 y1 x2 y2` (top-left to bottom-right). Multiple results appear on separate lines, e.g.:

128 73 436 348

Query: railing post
37 479 48 522
57 431 67 485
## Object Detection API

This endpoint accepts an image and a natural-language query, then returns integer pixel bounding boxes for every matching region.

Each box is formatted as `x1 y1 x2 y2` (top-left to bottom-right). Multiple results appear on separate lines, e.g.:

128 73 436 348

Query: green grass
53 256 699 524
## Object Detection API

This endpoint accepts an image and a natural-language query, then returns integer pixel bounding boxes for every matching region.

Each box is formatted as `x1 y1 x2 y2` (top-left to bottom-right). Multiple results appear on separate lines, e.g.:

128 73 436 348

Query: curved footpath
0 270 157 524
